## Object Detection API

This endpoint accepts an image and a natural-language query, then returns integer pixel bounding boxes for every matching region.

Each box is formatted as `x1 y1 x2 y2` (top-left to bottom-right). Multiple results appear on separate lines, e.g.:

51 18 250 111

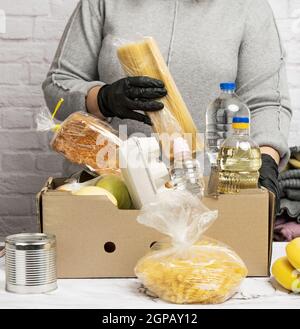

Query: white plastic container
119 137 170 209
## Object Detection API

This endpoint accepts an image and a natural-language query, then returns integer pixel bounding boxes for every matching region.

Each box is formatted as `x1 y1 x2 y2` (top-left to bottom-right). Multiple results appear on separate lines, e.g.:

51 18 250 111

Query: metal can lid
5 233 56 250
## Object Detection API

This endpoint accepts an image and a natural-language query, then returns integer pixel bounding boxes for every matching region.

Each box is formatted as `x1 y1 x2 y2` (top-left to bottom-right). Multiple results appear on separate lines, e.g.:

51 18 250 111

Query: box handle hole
104 242 116 253
150 241 157 249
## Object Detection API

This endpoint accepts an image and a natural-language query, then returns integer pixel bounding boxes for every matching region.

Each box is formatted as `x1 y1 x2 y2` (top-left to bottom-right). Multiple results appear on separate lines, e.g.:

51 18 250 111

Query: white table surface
0 242 299 309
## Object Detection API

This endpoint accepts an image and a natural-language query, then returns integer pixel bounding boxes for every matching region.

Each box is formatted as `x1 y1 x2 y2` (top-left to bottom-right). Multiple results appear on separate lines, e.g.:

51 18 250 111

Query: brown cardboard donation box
37 177 274 278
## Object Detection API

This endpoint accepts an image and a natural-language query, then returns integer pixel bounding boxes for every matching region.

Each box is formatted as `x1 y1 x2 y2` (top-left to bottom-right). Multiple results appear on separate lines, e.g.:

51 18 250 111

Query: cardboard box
37 177 274 278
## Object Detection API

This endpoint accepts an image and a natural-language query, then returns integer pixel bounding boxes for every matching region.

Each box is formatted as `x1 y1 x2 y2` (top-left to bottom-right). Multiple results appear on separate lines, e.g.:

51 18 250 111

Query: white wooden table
0 242 299 309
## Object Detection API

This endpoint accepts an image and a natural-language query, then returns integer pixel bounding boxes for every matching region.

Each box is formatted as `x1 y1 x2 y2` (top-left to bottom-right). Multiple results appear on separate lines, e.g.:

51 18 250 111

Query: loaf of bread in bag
51 112 121 174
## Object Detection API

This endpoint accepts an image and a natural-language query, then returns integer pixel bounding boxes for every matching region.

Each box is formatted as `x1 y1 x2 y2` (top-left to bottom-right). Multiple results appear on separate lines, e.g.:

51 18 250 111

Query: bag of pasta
135 190 248 304
36 107 122 175
117 36 203 158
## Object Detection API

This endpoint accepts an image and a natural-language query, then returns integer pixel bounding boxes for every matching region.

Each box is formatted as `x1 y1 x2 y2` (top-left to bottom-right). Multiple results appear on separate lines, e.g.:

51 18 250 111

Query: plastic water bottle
217 117 262 194
205 82 250 167
170 137 204 196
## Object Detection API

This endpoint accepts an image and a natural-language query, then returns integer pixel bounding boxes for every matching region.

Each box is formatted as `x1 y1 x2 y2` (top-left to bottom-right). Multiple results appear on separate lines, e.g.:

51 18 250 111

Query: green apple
96 175 133 209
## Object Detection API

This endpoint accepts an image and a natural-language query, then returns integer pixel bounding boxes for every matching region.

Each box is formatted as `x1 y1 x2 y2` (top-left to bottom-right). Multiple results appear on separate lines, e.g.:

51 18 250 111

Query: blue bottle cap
232 117 249 123
220 82 236 91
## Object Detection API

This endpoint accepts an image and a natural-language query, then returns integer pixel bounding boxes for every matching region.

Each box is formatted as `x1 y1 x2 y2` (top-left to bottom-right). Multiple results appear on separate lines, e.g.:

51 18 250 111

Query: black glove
259 154 281 215
97 76 167 125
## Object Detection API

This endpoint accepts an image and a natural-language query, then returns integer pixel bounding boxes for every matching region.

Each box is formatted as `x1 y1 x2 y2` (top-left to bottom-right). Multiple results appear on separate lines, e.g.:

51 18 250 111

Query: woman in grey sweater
42 0 292 211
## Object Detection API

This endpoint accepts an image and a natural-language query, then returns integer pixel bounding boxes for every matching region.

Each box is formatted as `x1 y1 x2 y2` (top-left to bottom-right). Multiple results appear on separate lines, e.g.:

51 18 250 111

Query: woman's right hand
97 76 167 125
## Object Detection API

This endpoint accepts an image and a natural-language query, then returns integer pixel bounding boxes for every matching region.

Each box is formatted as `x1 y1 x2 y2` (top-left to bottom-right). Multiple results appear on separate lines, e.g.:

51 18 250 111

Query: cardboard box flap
37 177 77 232
268 189 276 275
36 177 55 233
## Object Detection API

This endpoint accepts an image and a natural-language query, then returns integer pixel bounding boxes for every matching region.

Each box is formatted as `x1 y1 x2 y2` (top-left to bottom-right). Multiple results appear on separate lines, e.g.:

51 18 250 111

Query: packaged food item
205 82 250 197
117 37 203 157
51 112 121 175
119 137 170 209
170 137 204 196
206 82 250 167
217 117 261 194
135 190 247 304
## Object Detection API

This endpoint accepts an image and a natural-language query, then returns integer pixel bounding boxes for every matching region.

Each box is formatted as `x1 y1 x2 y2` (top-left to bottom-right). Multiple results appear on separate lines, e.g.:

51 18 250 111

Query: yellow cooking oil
217 145 261 193
216 116 262 194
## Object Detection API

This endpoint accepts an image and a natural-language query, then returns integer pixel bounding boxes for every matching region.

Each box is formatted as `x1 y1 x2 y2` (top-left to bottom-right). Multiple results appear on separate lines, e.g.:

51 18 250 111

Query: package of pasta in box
116 36 203 158
36 107 121 175
135 189 248 304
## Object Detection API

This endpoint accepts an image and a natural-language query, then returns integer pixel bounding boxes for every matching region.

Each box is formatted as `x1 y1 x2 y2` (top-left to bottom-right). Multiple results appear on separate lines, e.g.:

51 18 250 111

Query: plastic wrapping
135 190 248 304
36 107 58 132
117 37 203 158
50 112 121 175
36 107 121 175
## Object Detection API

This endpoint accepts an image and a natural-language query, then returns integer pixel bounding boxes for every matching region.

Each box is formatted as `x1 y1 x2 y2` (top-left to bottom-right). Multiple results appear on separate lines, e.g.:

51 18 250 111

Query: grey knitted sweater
42 0 292 169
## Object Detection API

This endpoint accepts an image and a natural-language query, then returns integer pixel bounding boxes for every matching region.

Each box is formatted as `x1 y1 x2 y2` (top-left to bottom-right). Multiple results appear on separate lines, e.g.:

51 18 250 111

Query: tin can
5 233 57 294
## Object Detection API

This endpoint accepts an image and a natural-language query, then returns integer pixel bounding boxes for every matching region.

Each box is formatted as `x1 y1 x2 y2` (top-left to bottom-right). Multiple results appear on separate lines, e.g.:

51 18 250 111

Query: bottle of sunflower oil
217 117 262 194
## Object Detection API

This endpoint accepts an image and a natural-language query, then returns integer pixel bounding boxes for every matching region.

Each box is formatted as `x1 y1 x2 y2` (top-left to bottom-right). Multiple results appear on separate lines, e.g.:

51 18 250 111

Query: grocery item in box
51 112 121 175
95 174 133 209
135 190 248 304
119 137 170 209
117 37 203 157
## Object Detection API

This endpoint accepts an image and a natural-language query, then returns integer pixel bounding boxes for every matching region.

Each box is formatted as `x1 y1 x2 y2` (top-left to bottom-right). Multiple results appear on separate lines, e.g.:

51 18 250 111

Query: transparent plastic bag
116 36 204 158
135 190 248 304
51 112 121 175
36 106 59 132
36 108 121 175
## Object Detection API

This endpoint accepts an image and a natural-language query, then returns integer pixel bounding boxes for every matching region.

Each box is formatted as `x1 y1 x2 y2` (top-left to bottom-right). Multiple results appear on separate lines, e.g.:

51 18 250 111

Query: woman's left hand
259 154 281 215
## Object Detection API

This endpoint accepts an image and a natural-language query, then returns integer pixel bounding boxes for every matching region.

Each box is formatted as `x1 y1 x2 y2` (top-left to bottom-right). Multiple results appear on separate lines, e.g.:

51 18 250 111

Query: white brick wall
0 0 77 237
0 0 299 236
